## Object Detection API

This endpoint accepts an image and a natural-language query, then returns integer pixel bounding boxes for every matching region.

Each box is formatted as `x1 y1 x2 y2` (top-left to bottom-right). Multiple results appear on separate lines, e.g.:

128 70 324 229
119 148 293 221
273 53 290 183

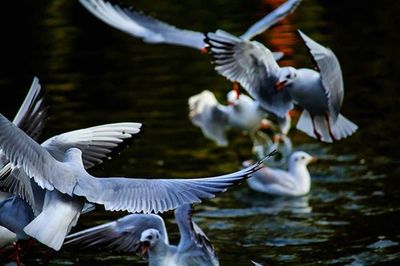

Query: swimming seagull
243 151 317 196
64 204 219 266
188 90 269 146
0 113 268 249
206 30 358 142
78 0 301 59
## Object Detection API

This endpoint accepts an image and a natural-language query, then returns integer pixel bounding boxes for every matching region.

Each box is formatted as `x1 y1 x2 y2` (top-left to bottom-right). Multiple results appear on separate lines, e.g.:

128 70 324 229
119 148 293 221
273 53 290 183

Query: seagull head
289 151 318 167
226 90 240 106
139 228 161 256
276 67 297 90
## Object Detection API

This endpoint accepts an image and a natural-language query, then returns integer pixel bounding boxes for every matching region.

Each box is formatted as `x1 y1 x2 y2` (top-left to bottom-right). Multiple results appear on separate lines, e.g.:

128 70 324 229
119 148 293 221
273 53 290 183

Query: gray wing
79 0 204 50
240 0 302 40
205 30 293 118
12 77 47 143
176 204 218 264
74 160 265 214
0 77 47 168
41 122 142 169
64 213 167 252
0 77 47 208
188 91 230 146
298 30 343 122
0 113 76 195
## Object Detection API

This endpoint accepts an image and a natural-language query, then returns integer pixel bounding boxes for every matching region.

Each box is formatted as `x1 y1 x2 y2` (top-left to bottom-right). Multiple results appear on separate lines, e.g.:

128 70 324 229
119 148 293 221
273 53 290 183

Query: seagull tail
296 110 358 142
23 193 82 251
331 114 358 140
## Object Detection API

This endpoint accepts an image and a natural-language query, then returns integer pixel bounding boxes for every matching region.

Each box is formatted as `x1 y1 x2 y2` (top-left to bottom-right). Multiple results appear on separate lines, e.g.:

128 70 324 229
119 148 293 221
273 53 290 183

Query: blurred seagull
188 90 269 146
64 204 219 266
243 151 317 196
0 113 267 250
206 30 358 142
79 0 301 59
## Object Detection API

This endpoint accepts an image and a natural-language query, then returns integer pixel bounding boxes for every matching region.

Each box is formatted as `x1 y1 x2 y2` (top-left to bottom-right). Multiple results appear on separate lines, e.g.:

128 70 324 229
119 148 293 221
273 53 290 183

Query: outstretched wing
176 204 218 264
42 122 142 169
64 213 168 252
74 160 266 214
205 30 293 118
79 0 204 49
0 114 76 195
12 77 47 143
240 0 302 40
298 30 343 122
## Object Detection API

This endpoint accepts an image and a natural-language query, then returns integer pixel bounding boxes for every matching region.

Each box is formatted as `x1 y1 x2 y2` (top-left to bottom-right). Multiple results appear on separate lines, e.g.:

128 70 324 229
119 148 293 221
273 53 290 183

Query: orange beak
200 46 208 54
227 101 235 106
275 80 287 91
309 157 318 164
140 241 150 256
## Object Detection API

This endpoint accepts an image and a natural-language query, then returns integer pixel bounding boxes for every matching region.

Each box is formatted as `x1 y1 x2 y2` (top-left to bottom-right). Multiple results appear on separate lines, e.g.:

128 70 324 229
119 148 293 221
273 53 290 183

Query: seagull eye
148 235 153 240
285 74 290 79
301 156 305 160
156 235 159 239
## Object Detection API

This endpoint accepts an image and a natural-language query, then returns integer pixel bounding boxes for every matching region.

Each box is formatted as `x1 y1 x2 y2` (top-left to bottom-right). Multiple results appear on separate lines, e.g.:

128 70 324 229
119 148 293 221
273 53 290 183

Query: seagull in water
0 113 267 250
243 151 317 196
79 0 301 58
188 90 270 146
206 30 358 142
64 204 219 266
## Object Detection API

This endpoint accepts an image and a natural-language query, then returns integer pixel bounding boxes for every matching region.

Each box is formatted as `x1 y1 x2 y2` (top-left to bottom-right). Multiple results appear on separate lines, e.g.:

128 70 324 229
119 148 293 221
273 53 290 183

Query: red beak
275 80 287 91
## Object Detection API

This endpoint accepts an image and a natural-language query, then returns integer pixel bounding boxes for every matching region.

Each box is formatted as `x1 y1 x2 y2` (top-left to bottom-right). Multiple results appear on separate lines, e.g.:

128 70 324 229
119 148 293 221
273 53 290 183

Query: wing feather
298 30 343 122
64 214 168 252
79 0 204 49
205 30 293 118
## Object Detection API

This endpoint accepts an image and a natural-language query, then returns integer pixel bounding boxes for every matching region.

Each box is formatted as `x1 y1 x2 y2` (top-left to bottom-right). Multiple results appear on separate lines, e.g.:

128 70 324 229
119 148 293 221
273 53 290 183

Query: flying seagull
206 30 358 142
79 0 301 59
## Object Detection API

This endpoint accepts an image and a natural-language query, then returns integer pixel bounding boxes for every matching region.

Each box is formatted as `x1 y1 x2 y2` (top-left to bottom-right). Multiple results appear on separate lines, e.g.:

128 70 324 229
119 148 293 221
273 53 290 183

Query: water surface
0 0 399 265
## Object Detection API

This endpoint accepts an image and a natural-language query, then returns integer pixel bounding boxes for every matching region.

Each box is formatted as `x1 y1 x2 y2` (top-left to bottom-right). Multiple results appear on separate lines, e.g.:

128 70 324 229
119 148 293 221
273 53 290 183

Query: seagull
206 30 358 142
1 120 143 251
188 90 268 146
79 0 301 59
64 204 219 266
0 77 46 249
0 113 267 250
243 151 317 196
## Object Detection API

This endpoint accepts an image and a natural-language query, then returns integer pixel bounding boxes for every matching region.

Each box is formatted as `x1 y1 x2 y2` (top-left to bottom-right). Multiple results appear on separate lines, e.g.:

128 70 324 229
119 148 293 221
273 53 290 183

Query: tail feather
23 191 83 251
296 110 357 142
332 114 358 140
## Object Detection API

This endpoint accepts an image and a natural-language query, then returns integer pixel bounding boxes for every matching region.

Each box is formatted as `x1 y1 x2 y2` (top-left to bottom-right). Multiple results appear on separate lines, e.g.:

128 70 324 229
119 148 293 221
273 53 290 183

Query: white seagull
0 77 46 248
206 30 358 142
244 151 317 196
79 0 301 59
188 90 268 146
64 204 219 266
0 121 143 250
0 113 267 250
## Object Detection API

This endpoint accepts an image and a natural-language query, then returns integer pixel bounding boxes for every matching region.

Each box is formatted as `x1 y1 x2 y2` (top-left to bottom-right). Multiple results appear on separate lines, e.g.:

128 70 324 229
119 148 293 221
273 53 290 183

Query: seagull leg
325 114 336 141
310 113 322 141
233 82 240 99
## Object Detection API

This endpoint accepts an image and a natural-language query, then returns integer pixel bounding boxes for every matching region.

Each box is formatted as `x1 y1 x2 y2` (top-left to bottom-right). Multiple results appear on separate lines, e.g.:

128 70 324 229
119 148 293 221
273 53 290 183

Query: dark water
1 0 400 265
